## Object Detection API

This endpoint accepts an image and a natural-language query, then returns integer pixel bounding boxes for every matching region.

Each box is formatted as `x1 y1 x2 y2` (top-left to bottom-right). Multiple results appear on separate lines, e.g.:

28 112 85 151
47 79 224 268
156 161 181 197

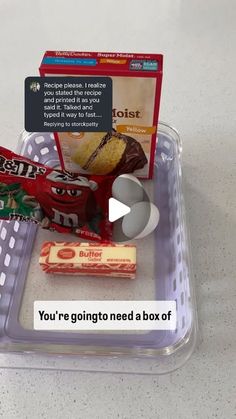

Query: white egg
112 174 144 206
122 201 160 239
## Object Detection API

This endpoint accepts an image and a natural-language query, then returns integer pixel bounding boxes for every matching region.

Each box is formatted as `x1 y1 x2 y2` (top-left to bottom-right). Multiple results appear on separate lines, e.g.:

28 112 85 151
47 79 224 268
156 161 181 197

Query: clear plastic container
0 122 197 374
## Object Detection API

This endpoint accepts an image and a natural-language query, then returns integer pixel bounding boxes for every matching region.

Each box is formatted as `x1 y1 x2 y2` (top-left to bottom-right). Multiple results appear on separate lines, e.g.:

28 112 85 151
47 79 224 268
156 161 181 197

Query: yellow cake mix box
39 51 163 179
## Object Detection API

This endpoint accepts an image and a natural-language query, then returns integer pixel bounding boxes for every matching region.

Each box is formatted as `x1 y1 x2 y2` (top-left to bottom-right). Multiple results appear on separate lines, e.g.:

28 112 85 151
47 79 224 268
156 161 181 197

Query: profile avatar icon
30 81 40 92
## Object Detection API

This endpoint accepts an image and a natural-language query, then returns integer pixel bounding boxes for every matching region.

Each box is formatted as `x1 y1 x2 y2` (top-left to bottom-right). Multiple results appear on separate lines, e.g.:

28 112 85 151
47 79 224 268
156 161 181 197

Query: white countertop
0 0 235 418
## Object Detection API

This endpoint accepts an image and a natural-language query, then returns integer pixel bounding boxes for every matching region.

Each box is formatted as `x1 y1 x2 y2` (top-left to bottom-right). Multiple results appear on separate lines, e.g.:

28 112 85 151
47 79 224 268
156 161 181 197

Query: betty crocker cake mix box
39 51 163 179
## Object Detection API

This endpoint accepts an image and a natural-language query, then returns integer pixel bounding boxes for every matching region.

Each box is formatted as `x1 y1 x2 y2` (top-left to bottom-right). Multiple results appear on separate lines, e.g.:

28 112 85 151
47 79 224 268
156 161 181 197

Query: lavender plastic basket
0 122 197 374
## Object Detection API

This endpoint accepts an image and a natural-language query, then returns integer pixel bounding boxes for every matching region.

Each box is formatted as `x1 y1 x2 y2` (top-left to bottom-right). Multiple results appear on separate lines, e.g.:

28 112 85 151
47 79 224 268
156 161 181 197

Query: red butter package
0 146 113 241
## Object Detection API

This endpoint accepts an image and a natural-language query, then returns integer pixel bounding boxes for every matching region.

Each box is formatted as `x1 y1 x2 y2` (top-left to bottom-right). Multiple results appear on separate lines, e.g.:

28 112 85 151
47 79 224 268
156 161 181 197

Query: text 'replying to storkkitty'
34 301 176 331
25 77 112 132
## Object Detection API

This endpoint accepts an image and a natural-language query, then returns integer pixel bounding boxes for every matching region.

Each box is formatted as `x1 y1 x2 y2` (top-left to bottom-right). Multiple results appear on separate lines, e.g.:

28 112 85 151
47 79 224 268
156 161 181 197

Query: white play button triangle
108 198 131 222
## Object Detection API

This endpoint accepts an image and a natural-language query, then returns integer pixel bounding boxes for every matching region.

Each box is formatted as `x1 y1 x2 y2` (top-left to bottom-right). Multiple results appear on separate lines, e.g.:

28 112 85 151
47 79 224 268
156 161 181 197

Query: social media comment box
25 77 112 132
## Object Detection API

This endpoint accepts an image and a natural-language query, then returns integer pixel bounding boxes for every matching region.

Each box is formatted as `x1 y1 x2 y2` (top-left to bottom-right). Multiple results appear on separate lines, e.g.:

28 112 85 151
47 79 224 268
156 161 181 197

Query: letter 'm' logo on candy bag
0 155 46 179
